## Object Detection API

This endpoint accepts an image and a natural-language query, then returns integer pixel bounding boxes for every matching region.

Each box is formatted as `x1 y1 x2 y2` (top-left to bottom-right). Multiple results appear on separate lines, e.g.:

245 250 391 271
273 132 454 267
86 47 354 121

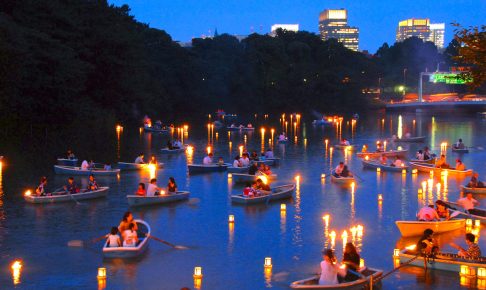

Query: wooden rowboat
117 162 164 170
57 158 78 166
103 219 150 258
231 173 277 184
54 165 120 176
461 185 486 194
187 163 230 174
409 162 473 175
24 187 109 204
334 144 355 150
227 166 250 173
392 136 426 143
395 219 465 237
127 191 189 207
160 147 186 154
409 158 436 164
452 147 469 153
397 249 486 272
356 149 408 159
240 127 255 131
290 268 383 289
331 173 355 184
361 159 408 172
444 201 486 224
231 184 295 205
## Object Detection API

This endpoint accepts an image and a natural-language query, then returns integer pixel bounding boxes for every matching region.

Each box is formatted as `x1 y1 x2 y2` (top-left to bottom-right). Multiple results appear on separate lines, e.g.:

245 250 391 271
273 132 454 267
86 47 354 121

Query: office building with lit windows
428 23 445 49
270 24 299 36
396 19 445 49
318 9 359 51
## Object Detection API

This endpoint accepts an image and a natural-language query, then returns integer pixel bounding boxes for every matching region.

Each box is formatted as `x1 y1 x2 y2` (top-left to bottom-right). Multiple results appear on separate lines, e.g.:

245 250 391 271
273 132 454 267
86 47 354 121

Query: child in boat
319 249 346 285
123 223 138 247
218 157 225 166
87 174 99 191
167 177 177 193
416 229 439 256
36 176 47 196
136 183 146 196
107 227 121 247
243 182 253 197
450 233 482 259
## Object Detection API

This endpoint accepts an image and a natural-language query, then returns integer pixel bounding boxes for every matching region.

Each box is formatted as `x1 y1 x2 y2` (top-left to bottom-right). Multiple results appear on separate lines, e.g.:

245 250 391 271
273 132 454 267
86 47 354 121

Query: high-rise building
429 23 445 49
318 9 359 51
270 24 299 36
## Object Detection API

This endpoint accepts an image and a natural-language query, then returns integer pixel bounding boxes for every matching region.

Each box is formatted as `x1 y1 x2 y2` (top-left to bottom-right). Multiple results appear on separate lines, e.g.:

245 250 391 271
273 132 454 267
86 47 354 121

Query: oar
353 173 365 182
147 235 188 249
68 234 107 247
449 211 462 219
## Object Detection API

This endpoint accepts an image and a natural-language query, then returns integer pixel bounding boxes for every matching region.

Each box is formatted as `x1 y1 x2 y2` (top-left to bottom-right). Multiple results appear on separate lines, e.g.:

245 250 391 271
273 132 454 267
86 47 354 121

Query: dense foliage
0 0 477 128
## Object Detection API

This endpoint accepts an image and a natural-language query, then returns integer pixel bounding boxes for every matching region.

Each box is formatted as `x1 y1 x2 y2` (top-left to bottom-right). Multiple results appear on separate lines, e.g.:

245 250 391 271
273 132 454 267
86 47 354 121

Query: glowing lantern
280 204 286 211
365 155 369 161
325 139 329 147
321 174 326 179
350 182 355 192
405 244 416 251
393 249 400 257
359 259 365 268
239 146 244 157
11 260 22 285
206 146 211 155
460 265 476 277
475 220 481 227
264 257 272 268
397 146 403 151
378 194 383 201
193 267 203 278
24 190 32 197
329 231 336 246
356 225 364 236
402 169 406 174
429 170 434 178
184 125 189 131
322 214 330 226
228 215 235 223
478 268 486 279
186 145 194 155
466 219 473 226
294 175 300 183
228 173 232 179
376 167 381 173
418 189 423 194
412 169 418 174
421 181 427 192
259 175 268 184
97 267 106 279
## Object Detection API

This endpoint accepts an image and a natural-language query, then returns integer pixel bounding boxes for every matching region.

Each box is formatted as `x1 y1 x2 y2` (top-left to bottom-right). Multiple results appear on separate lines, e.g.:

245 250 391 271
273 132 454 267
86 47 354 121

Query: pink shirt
417 207 440 221
458 197 478 210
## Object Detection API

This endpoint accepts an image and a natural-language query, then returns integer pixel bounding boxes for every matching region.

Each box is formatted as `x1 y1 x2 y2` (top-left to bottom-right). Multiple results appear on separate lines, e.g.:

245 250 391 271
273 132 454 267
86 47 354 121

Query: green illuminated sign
429 73 471 84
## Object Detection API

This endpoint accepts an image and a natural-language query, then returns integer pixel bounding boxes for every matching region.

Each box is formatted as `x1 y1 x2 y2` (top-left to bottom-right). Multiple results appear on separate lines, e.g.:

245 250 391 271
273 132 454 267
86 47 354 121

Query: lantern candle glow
264 257 272 268
97 267 106 279
228 215 235 223
193 267 203 278
393 249 400 257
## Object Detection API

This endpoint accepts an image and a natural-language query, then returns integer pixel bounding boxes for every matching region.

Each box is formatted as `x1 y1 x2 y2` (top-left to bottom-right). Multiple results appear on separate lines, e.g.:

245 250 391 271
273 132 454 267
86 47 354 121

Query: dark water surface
0 113 485 289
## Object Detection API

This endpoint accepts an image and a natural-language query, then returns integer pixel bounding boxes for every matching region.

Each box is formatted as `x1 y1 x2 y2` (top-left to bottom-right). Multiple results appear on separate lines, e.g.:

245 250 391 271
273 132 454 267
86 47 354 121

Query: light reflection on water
0 114 484 289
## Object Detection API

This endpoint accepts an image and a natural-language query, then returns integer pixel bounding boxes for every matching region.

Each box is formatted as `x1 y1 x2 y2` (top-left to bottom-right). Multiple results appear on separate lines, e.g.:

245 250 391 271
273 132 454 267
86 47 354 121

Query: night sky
110 0 485 52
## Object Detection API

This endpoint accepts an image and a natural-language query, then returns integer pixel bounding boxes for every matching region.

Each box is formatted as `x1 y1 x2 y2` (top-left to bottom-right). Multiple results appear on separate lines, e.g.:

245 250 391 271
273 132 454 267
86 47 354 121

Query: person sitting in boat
136 183 146 196
457 193 480 215
342 242 361 282
248 163 258 175
103 163 112 170
217 157 225 166
230 123 236 128
435 155 449 169
379 154 388 165
88 160 96 169
318 249 346 285
35 176 48 196
390 157 403 167
415 150 424 161
259 152 267 161
173 139 183 149
257 163 266 173
361 145 368 153
250 151 259 161
147 178 164 196
67 150 76 160
450 233 482 259
435 200 450 220
134 153 145 164
467 173 485 188
87 174 99 191
416 229 438 256
203 153 213 165
417 205 440 221
404 132 411 139
376 142 384 152
233 156 242 168
243 182 254 197
63 177 78 194
119 211 138 233
107 227 122 247
423 147 433 160
240 153 250 167
255 178 270 191
340 139 350 146
453 139 466 150
278 133 287 141
167 177 177 193
265 148 274 159
334 162 345 177
122 222 138 247
455 159 466 171
148 155 157 165
81 160 89 170
247 123 253 128
341 165 353 178
263 165 272 175
167 140 174 150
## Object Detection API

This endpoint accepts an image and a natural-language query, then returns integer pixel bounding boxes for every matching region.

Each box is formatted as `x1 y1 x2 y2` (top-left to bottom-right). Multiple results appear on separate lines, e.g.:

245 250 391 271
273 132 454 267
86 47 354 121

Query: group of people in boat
134 153 158 165
417 193 480 220
135 177 178 196
415 147 435 161
232 149 274 167
333 162 353 178
229 123 253 129
467 172 485 188
202 153 225 165
318 242 362 285
35 174 99 196
166 139 183 150
80 159 112 171
452 138 467 150
106 211 140 247
242 178 271 197
416 229 481 260
378 155 404 167
434 155 467 170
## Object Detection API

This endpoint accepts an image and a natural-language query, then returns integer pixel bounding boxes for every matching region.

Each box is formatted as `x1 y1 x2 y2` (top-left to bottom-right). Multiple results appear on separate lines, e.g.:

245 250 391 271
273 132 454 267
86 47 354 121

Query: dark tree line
0 0 476 130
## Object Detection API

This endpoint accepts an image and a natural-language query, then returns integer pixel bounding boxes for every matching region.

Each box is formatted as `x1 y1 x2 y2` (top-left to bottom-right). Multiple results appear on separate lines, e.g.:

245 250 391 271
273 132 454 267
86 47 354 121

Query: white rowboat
409 162 473 175
290 268 383 289
397 249 486 272
395 219 465 237
102 219 150 258
231 184 295 205
231 173 277 184
461 185 486 194
54 165 120 176
24 187 109 204
127 191 189 207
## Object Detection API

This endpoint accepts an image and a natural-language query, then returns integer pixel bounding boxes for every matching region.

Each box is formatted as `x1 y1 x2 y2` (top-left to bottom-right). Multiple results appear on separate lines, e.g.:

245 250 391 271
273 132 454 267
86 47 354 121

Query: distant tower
214 28 219 37
318 9 359 51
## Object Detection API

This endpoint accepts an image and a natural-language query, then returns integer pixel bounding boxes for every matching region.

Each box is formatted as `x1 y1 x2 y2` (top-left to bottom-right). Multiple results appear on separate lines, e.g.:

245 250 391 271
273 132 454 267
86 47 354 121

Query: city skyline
110 0 485 52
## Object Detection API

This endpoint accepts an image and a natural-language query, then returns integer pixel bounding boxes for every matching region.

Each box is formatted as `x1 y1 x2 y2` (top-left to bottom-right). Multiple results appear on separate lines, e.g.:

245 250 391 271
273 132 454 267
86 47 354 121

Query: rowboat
461 185 486 194
227 126 241 131
231 184 295 205
127 191 189 207
240 127 255 131
444 201 486 224
54 165 120 176
57 158 78 166
331 173 355 184
117 162 164 170
409 158 435 164
356 149 408 159
392 136 426 143
227 166 250 173
187 163 230 174
143 126 168 133
312 119 332 126
24 187 109 204
290 268 383 289
409 162 473 175
397 249 486 273
103 219 150 258
361 159 408 172
334 144 355 150
395 219 465 237
160 147 186 154
231 173 277 184
452 147 469 153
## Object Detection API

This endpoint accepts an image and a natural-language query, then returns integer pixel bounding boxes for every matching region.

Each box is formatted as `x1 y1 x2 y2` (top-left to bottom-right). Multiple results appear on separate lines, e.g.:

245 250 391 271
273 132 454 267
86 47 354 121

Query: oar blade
68 240 84 247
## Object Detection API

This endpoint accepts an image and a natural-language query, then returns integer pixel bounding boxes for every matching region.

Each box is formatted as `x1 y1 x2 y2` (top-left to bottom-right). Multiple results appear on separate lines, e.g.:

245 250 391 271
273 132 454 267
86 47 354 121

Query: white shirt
265 151 274 158
203 156 212 165
233 160 241 167
319 260 344 285
458 197 478 210
108 234 120 247
81 160 89 170
134 156 144 164
278 134 286 141
335 165 344 174
394 159 402 167
147 183 158 196
122 230 137 247
240 157 250 167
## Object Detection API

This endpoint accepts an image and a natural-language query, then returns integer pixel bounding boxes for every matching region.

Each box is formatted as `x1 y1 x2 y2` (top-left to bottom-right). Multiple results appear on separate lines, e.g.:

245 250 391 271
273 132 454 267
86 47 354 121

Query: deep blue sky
110 0 485 52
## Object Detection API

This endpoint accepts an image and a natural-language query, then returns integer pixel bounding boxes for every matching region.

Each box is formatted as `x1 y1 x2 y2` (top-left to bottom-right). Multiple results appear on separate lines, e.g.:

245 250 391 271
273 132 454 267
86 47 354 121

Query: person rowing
467 172 485 188
63 177 78 195
87 174 99 191
455 159 466 171
118 211 138 233
333 162 345 177
435 154 450 169
450 233 482 259
35 176 48 196
453 138 466 150
134 153 145 164
203 153 213 165
122 222 139 247
457 192 480 215
340 165 353 177
106 227 122 247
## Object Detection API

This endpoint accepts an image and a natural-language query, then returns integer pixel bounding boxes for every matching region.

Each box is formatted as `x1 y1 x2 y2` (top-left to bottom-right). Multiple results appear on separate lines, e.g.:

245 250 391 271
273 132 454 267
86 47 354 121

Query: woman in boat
87 174 99 191
148 155 157 165
376 142 384 152
63 177 78 194
435 155 449 169
450 233 482 259
423 147 432 160
240 153 250 167
342 242 361 281
81 160 89 170
415 150 424 161
416 229 438 256
455 159 466 171
136 183 146 196
341 165 353 178
134 153 145 164
217 157 225 166
435 200 450 220
167 177 177 193
35 176 47 196
107 227 122 247
233 156 242 168
319 249 346 285
467 172 485 188
122 222 139 247
118 211 138 233
256 178 270 192
334 162 345 177
263 165 272 175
